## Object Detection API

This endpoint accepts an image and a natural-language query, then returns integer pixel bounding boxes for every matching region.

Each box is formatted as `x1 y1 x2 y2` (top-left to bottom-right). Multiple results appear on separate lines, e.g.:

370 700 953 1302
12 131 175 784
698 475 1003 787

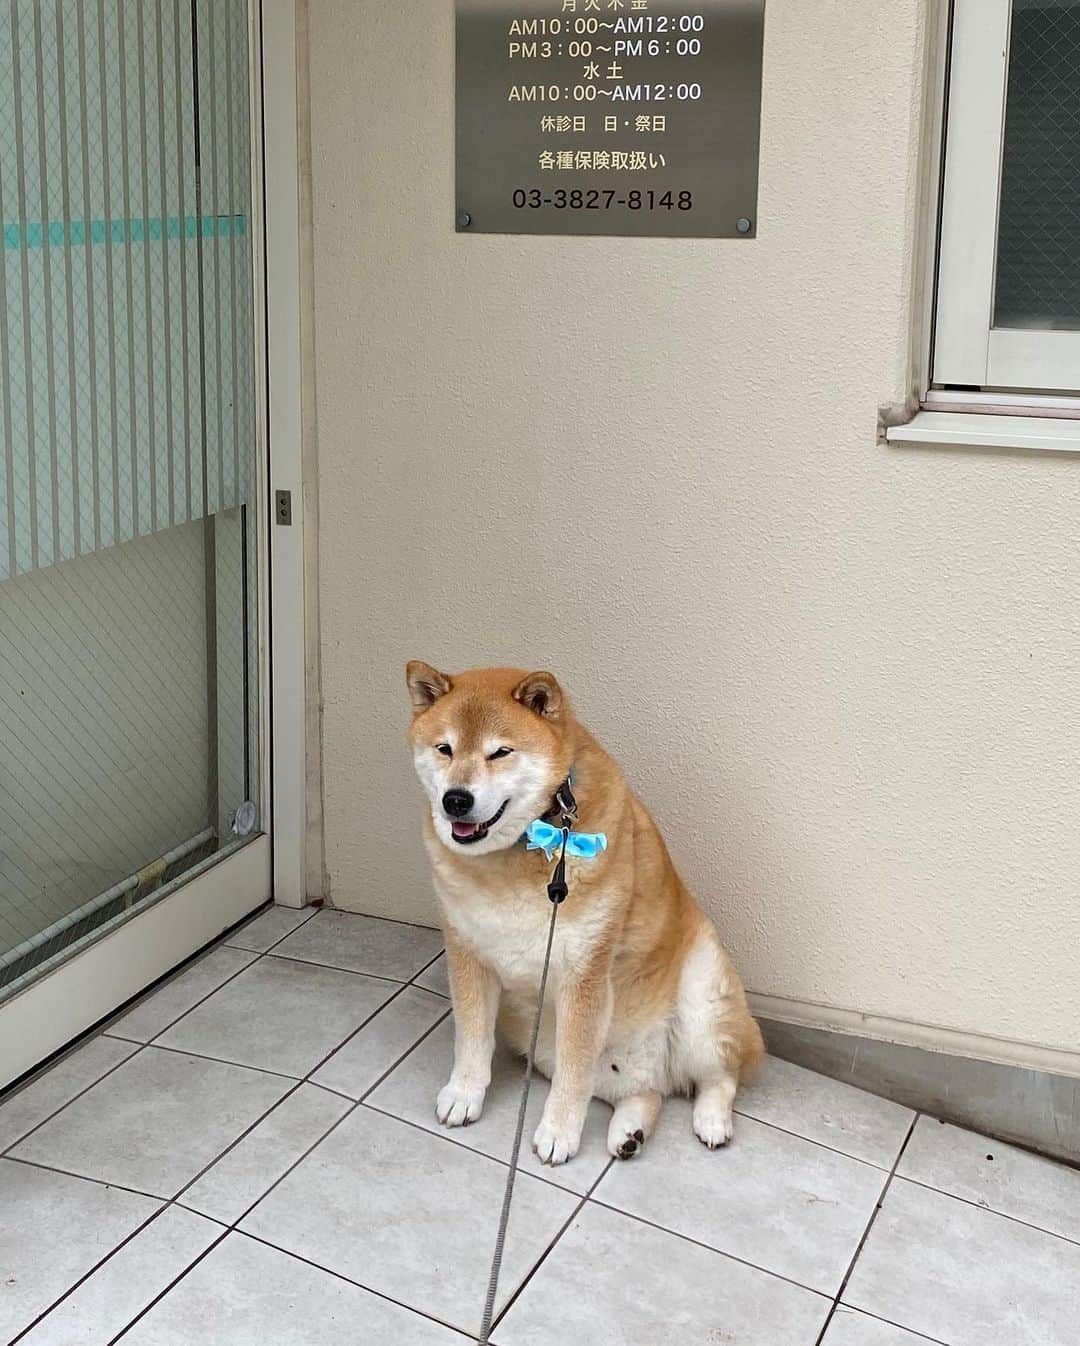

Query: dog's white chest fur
436 871 609 991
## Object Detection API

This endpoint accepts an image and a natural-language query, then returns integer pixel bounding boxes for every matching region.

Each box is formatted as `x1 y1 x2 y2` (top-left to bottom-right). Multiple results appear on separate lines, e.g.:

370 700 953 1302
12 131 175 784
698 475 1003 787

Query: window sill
886 412 1080 454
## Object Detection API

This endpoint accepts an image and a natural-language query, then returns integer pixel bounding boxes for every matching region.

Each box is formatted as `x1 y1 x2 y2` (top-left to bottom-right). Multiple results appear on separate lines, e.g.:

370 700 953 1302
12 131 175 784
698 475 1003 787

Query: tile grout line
170 976 441 1213
284 909 447 937
0 901 285 1120
3 933 275 1159
90 1006 466 1344
251 951 415 989
0 1043 145 1160
811 1110 921 1346
358 1099 599 1202
4 918 936 1342
231 1227 478 1344
220 902 322 955
837 1308 951 1346
487 1156 617 1337
70 984 454 1346
7 915 979 1345
584 1192 835 1303
305 1080 356 1103
4 929 449 1344
75 926 454 1346
1 943 261 1160
889 1170 1080 1251
7 988 448 1343
407 945 449 992
7 1194 224 1346
726 1109 901 1173
105 1038 306 1085
3 904 431 1158
102 1228 233 1346
1 909 321 1342
127 902 327 1049
2 1152 168 1205
223 1002 455 1229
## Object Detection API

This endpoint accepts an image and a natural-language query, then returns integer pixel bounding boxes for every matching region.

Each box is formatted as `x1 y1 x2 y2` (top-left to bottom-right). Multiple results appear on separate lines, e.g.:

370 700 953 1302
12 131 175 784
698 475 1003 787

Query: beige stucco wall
307 0 1080 1070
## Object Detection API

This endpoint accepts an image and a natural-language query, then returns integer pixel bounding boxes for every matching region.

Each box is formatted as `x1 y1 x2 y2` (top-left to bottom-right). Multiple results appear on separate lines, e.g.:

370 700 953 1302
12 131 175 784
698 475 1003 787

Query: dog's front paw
436 1079 486 1128
692 1101 734 1150
532 1114 582 1166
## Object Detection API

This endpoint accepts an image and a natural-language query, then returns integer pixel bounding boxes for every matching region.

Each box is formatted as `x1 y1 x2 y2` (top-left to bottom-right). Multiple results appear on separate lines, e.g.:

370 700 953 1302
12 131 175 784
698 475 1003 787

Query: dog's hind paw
436 1080 486 1128
609 1126 646 1160
607 1091 662 1159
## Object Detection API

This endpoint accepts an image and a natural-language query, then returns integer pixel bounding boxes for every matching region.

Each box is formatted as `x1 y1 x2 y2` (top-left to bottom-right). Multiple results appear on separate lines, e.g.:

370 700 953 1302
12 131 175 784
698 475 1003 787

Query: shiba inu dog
406 662 764 1166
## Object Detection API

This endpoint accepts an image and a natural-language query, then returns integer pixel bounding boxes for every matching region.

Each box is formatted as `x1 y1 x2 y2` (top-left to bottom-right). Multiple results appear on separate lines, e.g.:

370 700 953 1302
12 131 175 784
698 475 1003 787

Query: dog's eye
487 746 513 761
435 743 453 758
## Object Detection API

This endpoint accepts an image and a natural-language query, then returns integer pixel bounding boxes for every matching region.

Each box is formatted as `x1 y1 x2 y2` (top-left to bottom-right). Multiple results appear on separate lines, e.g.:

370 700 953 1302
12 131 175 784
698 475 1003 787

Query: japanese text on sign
456 0 765 237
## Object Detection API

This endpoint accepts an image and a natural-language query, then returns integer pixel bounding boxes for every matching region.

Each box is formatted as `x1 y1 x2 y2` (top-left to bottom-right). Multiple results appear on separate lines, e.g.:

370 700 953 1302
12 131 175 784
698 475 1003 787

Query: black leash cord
477 828 569 1343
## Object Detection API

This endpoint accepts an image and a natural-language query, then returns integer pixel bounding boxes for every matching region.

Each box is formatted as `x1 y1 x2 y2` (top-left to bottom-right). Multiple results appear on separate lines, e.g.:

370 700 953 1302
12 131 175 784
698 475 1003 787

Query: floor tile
107 947 258 1043
0 1158 160 1342
240 1105 577 1336
181 1084 352 1224
898 1115 1080 1244
311 988 449 1099
271 910 443 981
493 1200 829 1346
736 1055 915 1169
225 902 318 953
844 1177 1080 1346
0 1035 139 1151
367 1017 612 1194
18 1205 221 1346
822 1308 938 1345
594 1098 886 1295
11 1047 292 1197
414 952 450 997
156 956 399 1077
120 1233 465 1345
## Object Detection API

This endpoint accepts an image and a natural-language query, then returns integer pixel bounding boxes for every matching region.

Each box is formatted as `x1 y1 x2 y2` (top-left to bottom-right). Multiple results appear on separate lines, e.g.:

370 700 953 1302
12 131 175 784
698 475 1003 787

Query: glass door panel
0 0 264 1010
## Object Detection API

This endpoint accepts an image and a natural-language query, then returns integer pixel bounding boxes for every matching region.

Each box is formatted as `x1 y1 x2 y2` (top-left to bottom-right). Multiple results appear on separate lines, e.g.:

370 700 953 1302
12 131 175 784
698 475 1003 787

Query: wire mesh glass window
995 0 1080 330
0 0 261 999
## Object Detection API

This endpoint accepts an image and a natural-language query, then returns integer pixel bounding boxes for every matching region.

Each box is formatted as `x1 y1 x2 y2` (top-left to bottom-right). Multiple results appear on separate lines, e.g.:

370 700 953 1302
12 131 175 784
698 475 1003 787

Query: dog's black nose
442 789 474 818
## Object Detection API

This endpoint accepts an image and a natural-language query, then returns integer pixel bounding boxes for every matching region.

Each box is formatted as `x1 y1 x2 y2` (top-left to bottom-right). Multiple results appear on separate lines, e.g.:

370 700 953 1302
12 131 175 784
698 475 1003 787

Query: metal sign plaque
456 0 764 238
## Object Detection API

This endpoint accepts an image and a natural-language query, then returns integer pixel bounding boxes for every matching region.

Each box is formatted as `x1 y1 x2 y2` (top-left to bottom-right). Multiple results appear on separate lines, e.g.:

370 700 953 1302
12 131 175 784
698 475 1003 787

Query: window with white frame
934 0 1080 395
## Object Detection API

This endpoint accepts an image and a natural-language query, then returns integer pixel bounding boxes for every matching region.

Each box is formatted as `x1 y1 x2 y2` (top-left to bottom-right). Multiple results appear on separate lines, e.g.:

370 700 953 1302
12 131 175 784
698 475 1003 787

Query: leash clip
553 778 578 826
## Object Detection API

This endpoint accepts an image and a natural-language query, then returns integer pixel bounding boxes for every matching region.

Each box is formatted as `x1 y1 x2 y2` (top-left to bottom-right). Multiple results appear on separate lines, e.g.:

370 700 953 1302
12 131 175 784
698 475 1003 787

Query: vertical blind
0 0 255 582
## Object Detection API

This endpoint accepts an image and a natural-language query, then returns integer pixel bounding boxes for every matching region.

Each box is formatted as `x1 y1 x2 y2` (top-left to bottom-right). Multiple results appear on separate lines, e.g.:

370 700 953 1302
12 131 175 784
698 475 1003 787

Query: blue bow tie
524 819 608 861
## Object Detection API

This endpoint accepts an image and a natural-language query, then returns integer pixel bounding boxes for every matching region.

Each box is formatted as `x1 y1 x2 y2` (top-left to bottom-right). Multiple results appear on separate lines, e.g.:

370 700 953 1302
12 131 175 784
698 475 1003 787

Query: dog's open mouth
449 799 509 845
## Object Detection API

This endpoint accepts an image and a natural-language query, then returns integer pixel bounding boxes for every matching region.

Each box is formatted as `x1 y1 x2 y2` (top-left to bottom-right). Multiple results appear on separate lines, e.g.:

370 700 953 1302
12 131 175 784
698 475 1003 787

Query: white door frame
0 0 307 1093
263 0 308 911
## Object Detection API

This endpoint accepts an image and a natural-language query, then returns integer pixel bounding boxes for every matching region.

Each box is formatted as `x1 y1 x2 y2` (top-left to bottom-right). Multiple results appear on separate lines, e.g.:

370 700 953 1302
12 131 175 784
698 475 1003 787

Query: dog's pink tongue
451 820 479 839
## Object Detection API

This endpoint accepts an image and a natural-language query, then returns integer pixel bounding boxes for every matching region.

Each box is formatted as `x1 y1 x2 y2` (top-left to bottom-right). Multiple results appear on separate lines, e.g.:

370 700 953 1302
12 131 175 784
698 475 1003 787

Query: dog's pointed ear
512 671 564 720
406 661 452 711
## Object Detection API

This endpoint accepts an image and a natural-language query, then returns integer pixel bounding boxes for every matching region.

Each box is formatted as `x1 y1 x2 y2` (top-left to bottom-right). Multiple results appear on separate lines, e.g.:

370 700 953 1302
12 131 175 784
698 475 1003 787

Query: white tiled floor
2 907 1078 1345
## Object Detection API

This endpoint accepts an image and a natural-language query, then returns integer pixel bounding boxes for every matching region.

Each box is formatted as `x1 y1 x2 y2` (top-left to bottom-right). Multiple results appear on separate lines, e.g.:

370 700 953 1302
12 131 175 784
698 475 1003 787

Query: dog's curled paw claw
532 1116 581 1166
436 1081 486 1128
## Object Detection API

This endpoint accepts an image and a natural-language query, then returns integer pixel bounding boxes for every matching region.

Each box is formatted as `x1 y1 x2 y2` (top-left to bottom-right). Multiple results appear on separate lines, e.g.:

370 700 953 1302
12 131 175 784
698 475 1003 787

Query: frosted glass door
0 0 263 1001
